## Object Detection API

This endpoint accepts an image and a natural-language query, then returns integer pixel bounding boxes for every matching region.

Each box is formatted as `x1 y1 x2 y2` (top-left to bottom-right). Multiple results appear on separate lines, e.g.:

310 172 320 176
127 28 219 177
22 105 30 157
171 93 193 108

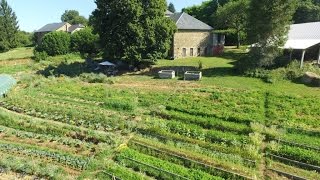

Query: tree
91 0 176 65
215 0 249 48
71 27 99 56
36 31 70 56
182 0 230 26
0 0 19 52
16 31 33 47
245 0 296 69
61 10 88 25
168 2 176 13
293 0 320 24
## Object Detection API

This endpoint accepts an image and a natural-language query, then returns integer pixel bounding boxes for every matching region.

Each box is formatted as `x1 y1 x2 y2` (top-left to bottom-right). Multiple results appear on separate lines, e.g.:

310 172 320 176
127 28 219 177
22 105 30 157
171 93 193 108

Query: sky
7 0 206 32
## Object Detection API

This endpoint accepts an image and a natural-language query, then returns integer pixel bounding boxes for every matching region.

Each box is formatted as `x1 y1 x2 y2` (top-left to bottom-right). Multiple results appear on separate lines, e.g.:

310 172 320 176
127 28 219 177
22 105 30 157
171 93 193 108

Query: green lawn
0 47 34 61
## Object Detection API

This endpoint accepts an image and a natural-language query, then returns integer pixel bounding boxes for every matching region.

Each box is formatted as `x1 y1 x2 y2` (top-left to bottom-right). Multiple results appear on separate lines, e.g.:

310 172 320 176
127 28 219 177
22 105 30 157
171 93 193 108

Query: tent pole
318 46 320 64
300 49 306 68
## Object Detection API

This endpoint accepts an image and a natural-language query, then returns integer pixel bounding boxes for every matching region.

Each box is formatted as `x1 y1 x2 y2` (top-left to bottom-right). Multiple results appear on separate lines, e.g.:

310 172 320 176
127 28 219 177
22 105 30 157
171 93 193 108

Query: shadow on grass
37 61 97 77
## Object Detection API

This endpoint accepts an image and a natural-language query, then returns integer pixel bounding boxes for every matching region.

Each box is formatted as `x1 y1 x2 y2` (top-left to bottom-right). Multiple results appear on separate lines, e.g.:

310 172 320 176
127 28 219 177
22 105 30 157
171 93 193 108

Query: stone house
35 22 85 44
167 11 225 59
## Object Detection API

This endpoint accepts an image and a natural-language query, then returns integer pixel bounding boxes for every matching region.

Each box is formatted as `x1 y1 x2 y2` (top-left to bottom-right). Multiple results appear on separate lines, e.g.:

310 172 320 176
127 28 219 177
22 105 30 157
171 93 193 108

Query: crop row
116 148 223 180
267 144 320 167
165 90 265 123
266 93 320 129
0 140 90 170
137 128 260 160
0 108 117 144
155 109 252 134
0 125 104 155
129 138 256 178
148 119 248 145
0 151 75 180
0 98 131 132
133 134 257 167
267 159 320 180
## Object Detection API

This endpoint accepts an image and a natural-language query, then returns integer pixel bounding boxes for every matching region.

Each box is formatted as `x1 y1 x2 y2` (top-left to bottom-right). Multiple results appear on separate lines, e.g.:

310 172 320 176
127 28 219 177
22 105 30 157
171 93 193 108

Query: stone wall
173 30 213 59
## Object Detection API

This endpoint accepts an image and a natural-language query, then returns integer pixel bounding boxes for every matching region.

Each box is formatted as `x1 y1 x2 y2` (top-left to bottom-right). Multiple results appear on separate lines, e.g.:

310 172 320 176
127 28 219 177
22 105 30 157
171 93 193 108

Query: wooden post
289 50 293 61
300 49 306 68
318 46 320 64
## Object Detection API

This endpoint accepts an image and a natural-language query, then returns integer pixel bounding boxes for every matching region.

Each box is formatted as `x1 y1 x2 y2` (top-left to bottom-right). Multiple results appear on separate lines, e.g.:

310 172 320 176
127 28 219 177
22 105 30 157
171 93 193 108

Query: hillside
0 47 319 179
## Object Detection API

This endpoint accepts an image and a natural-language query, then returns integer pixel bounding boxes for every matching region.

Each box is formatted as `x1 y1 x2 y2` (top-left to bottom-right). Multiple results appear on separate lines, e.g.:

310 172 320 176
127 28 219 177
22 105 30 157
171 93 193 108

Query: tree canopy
61 10 88 25
293 0 320 24
244 0 296 69
168 2 176 13
91 0 176 65
215 0 249 48
0 0 19 52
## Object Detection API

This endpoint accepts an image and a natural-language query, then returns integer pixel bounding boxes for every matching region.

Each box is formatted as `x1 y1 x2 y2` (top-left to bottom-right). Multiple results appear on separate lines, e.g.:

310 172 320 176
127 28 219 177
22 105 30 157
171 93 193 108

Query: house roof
165 10 173 16
169 12 213 31
36 22 68 32
284 22 320 50
68 24 85 32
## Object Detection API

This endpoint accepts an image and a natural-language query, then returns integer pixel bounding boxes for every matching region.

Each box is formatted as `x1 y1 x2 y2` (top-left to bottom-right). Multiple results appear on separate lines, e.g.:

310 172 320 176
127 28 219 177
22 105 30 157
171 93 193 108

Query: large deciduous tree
0 0 19 52
293 0 320 24
61 10 88 25
215 0 249 49
245 0 296 69
168 2 176 13
91 0 176 65
182 0 230 26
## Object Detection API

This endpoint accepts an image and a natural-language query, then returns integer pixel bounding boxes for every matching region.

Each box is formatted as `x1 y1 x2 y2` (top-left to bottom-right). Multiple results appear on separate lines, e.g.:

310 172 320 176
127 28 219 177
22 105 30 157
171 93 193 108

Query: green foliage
36 31 71 56
91 0 176 64
168 2 176 13
244 0 296 70
79 73 114 84
16 31 33 47
71 27 99 56
293 0 320 23
61 10 88 25
33 50 48 61
0 0 19 52
215 0 249 48
182 0 230 26
116 148 222 180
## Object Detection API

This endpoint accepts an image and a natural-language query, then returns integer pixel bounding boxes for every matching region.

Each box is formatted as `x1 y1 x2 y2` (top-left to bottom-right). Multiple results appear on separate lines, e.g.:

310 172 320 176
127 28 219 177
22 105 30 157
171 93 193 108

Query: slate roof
36 22 68 32
165 10 173 16
169 12 213 31
68 24 85 32
284 22 320 49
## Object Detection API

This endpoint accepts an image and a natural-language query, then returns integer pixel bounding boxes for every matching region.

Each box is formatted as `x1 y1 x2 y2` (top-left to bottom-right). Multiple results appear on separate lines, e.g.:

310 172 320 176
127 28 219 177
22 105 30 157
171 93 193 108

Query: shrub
37 31 71 56
79 73 115 84
71 28 99 57
33 50 48 61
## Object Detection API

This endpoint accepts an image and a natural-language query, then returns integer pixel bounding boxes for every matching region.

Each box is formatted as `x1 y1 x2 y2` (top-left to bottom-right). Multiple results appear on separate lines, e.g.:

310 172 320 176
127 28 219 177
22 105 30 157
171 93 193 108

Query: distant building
167 11 225 59
35 22 85 44
283 22 320 67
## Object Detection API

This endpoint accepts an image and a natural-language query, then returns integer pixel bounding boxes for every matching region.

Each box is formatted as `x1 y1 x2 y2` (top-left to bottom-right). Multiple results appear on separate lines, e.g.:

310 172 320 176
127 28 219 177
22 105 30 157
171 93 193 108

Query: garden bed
184 71 202 81
158 70 175 79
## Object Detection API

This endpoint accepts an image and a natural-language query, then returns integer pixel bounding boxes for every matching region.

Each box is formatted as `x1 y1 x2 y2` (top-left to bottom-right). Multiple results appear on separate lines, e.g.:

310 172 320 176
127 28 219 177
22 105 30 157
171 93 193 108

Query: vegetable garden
0 47 319 179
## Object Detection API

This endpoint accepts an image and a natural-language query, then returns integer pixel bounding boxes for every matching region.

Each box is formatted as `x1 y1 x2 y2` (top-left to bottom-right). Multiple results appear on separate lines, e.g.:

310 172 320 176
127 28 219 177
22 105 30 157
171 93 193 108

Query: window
182 48 186 57
190 48 194 56
197 48 201 56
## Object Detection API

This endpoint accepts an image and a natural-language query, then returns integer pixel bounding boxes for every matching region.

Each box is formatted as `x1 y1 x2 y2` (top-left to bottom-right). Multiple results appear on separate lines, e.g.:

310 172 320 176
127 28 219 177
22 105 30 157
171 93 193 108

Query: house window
190 48 194 56
197 48 201 56
182 48 186 57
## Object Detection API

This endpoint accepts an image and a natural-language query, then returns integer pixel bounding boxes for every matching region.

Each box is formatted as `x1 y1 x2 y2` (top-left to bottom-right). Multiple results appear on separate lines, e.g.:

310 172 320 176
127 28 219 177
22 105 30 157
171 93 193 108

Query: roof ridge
175 12 184 25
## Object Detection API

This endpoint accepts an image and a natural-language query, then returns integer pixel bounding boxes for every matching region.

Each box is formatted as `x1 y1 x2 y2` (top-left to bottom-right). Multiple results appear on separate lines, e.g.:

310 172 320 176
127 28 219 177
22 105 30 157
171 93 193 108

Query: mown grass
0 47 34 61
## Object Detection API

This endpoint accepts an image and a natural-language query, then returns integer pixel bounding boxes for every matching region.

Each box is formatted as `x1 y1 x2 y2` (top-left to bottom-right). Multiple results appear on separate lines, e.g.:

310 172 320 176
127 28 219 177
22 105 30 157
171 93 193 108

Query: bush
33 50 48 61
79 73 115 84
71 28 99 57
37 31 71 56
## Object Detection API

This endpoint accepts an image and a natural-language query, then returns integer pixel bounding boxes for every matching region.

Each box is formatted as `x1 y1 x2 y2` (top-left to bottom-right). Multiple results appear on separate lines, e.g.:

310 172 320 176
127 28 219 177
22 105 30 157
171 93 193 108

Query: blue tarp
0 75 16 96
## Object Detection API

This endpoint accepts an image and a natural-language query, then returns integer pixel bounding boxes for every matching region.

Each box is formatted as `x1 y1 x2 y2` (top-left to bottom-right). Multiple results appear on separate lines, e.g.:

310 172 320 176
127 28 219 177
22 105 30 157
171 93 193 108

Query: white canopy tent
283 22 320 68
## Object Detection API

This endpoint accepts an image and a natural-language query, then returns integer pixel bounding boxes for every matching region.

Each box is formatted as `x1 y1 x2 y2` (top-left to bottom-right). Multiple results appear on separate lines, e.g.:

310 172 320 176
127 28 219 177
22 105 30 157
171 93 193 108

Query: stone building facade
168 12 224 59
